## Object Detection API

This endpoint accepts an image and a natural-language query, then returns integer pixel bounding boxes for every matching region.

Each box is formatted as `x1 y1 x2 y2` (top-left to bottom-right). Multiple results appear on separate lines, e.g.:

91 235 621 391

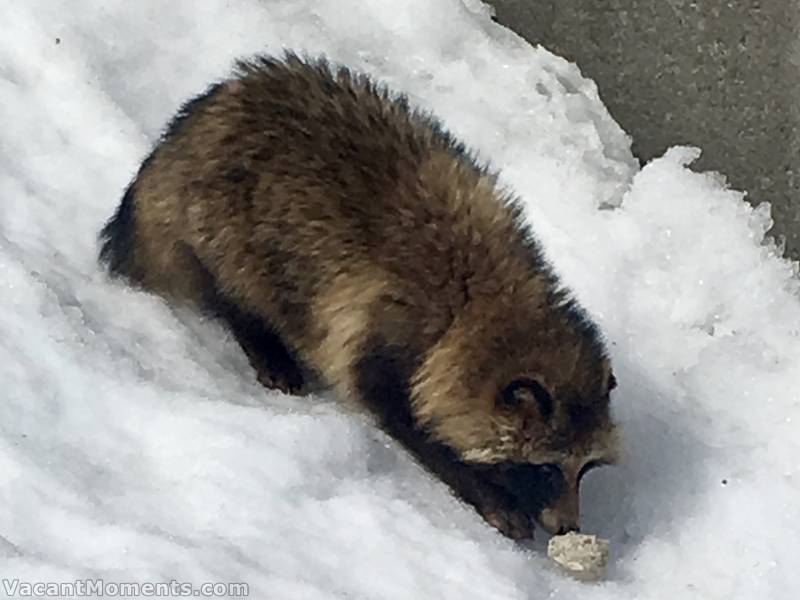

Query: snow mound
1 1 798 598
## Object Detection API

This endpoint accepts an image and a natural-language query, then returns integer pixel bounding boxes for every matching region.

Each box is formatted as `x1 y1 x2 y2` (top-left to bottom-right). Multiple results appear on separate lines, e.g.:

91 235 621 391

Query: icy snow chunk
548 532 610 580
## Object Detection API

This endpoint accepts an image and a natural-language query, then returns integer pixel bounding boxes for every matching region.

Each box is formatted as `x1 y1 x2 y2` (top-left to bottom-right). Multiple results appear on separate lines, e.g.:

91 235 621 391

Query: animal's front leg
354 340 533 539
401 429 535 540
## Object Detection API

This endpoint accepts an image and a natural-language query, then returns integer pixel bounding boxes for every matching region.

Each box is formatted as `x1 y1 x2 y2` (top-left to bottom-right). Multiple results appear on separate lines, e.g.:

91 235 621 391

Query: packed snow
2 0 799 598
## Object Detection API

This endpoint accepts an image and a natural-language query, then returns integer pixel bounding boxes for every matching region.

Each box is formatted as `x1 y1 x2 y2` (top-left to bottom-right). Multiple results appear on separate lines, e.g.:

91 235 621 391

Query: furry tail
99 184 138 277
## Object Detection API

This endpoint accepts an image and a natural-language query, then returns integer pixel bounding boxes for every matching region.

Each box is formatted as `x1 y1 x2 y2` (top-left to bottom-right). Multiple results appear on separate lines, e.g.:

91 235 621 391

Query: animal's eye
578 459 607 482
537 463 562 481
499 378 553 419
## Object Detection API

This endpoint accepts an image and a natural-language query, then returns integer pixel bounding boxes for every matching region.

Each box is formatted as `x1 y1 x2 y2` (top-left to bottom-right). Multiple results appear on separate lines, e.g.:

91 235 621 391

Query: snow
1 0 799 598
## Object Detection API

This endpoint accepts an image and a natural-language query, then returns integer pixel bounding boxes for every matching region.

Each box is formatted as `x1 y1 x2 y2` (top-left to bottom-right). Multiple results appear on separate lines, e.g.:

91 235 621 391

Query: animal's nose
555 523 580 535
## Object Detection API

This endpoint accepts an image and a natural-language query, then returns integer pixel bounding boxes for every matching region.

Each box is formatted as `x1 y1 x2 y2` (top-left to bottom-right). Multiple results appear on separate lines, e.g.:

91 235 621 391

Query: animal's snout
501 462 580 535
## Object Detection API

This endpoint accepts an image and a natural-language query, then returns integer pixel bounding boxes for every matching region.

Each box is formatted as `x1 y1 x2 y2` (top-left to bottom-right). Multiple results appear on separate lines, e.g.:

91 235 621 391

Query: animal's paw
253 363 305 395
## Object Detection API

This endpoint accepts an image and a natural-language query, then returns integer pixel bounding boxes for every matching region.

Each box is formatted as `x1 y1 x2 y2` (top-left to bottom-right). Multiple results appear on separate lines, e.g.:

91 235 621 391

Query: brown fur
99 53 619 539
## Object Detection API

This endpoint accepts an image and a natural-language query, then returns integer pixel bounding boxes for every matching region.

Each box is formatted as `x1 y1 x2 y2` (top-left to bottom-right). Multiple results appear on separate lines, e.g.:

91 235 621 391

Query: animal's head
411 282 620 535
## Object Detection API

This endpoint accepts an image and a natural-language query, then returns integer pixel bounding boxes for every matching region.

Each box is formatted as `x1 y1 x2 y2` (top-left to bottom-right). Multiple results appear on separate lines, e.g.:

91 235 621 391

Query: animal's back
100 54 539 386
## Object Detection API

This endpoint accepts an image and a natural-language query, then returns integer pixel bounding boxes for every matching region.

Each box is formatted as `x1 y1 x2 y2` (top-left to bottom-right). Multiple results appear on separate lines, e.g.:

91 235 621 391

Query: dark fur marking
98 184 138 278
354 335 418 431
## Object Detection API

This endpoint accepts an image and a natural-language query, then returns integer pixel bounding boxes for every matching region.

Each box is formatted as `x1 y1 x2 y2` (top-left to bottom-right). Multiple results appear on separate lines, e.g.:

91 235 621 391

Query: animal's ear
498 378 554 420
605 372 617 397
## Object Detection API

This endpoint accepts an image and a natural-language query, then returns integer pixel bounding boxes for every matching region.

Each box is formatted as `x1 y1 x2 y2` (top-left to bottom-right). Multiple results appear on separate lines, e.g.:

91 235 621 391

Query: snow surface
2 0 799 598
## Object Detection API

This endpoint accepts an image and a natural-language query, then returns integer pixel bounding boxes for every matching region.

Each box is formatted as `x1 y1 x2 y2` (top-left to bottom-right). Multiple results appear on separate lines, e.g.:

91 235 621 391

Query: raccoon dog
99 53 619 540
